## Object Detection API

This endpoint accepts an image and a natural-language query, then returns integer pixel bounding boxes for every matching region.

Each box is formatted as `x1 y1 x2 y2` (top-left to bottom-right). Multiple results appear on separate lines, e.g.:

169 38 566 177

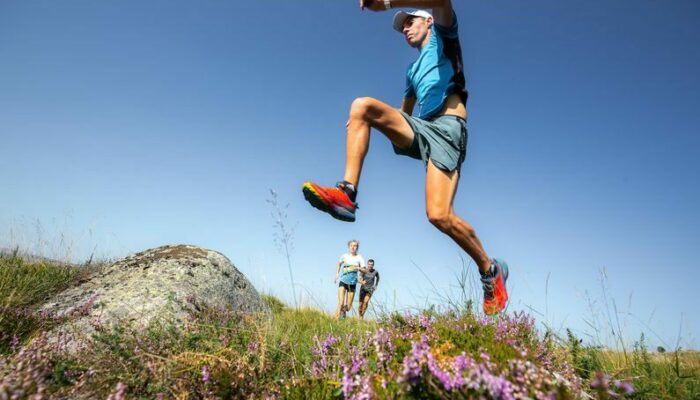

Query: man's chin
407 40 421 48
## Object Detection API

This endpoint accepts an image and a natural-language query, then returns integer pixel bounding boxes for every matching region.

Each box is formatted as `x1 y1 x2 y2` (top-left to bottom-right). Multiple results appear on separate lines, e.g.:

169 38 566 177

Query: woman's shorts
393 112 468 173
339 281 356 293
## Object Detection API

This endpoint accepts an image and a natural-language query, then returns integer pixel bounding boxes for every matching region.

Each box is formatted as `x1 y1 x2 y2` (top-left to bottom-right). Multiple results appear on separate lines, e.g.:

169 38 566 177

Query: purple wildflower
10 334 20 353
311 334 339 376
614 379 634 395
106 382 127 400
590 372 610 390
340 362 354 396
419 314 433 330
427 352 453 391
350 353 366 375
201 365 210 383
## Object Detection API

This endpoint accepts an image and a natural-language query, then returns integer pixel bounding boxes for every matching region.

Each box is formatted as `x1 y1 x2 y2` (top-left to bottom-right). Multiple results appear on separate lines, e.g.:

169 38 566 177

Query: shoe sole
302 182 355 222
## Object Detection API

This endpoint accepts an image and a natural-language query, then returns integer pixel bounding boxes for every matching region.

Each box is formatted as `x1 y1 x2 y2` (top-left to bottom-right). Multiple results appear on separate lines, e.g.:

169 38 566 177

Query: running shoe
340 305 347 320
482 258 509 315
302 181 357 222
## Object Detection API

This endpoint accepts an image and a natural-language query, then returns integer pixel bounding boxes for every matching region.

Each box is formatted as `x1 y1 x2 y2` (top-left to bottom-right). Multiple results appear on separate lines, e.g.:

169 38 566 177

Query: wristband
384 0 391 10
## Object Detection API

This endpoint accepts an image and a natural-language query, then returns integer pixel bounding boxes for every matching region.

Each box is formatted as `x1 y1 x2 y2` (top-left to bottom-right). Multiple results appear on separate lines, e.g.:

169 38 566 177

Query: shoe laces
481 275 495 299
481 265 497 298
335 181 359 207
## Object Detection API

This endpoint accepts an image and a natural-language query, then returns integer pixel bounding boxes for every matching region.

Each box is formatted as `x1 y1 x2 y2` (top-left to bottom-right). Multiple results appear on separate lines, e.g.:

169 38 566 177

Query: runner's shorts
394 112 468 173
339 281 356 293
359 287 373 302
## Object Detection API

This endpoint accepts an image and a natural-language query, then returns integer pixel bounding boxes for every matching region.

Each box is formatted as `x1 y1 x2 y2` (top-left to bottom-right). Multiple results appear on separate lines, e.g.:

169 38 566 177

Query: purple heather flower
340 362 354 396
311 334 340 376
10 334 20 353
373 328 395 365
353 374 373 400
480 351 491 362
247 340 259 353
614 379 634 395
401 336 430 385
201 365 210 383
419 314 433 330
427 352 453 391
107 382 127 400
350 353 366 375
590 372 610 390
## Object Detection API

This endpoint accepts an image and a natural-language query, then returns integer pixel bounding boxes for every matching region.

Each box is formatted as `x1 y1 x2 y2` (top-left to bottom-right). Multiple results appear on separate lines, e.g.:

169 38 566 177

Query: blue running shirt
339 253 365 285
404 12 468 119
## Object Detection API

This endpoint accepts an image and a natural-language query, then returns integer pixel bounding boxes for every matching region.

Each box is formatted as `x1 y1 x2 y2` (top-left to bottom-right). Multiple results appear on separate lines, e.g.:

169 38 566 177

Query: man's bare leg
425 161 492 275
343 97 415 187
359 294 371 319
302 97 416 221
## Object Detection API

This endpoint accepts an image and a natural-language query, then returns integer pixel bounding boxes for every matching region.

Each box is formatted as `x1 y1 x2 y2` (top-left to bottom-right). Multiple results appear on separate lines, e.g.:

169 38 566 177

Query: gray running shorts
393 111 468 173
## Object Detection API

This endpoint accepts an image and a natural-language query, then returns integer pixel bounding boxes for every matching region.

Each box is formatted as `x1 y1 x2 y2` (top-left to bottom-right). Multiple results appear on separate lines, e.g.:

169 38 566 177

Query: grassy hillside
0 253 697 399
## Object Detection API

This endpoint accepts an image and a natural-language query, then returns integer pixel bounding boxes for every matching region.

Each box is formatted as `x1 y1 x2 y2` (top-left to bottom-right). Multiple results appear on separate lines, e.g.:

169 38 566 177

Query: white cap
392 9 432 33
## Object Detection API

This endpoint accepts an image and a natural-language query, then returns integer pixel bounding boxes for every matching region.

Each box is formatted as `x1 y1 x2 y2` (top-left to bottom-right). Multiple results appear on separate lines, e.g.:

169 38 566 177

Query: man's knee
427 208 453 232
349 97 381 122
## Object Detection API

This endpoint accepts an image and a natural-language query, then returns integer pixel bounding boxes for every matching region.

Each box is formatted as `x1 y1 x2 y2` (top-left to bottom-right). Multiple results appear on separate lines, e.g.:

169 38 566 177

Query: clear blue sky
1 0 698 349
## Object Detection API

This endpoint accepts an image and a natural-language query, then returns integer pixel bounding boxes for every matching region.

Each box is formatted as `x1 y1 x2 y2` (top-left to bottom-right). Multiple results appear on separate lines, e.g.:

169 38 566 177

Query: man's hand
360 0 386 12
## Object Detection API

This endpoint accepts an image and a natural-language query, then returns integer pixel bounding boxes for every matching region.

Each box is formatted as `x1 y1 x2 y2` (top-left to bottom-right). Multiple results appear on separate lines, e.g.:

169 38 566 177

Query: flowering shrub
0 298 645 399
303 309 590 399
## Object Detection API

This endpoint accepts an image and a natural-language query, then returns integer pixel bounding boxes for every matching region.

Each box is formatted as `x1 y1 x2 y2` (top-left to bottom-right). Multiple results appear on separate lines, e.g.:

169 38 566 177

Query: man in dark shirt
358 259 380 319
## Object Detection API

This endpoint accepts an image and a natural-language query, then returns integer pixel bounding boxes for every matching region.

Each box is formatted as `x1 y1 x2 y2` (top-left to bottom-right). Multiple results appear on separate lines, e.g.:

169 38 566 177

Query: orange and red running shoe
482 258 509 315
302 181 358 222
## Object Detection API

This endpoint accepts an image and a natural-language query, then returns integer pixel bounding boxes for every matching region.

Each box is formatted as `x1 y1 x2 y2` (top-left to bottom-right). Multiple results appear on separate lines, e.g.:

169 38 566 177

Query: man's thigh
355 97 415 150
425 159 460 214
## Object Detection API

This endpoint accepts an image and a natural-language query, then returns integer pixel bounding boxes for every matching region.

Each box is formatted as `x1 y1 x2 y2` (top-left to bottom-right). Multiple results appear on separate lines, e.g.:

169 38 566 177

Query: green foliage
261 293 286 314
1 256 698 399
619 333 700 399
0 252 90 353
566 328 602 380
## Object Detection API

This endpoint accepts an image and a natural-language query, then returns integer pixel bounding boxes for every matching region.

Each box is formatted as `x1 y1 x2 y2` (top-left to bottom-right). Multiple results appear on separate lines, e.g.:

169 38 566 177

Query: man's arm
361 0 453 27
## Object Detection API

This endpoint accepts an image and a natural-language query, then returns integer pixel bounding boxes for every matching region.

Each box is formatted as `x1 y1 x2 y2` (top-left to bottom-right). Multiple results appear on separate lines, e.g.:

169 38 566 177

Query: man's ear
426 16 434 28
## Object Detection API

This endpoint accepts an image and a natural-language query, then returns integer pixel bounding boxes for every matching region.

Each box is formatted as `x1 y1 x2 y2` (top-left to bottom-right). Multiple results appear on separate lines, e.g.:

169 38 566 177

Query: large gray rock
39 244 269 350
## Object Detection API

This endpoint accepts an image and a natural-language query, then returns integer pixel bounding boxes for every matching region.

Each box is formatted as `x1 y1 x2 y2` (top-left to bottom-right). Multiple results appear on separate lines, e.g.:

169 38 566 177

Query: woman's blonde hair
347 239 359 247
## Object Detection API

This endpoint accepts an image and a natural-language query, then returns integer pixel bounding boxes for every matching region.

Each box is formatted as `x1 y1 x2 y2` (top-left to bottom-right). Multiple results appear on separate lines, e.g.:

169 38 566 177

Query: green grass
1 254 698 399
596 335 700 399
0 251 95 353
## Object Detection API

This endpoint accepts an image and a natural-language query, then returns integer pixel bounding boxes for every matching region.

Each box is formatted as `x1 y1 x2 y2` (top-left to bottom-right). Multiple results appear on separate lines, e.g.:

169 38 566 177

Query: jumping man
303 0 509 315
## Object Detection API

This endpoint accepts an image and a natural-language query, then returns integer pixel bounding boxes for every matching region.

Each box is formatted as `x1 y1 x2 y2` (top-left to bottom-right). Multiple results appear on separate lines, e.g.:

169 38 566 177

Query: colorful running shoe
302 181 357 222
482 258 509 315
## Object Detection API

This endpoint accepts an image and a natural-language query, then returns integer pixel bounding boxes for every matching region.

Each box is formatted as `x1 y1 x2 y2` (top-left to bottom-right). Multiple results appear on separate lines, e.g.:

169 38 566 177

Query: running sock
480 262 496 279
339 181 357 202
